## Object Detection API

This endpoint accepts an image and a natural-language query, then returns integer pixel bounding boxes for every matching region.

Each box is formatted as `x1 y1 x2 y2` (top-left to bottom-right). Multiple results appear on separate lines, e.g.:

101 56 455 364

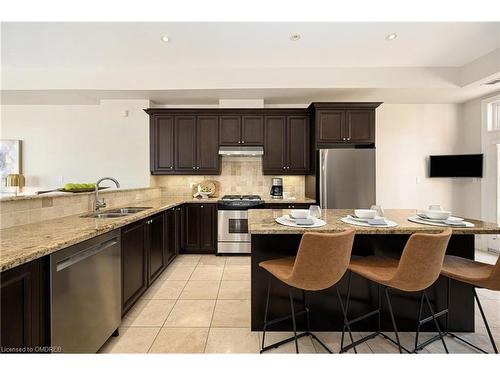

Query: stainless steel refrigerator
318 148 376 209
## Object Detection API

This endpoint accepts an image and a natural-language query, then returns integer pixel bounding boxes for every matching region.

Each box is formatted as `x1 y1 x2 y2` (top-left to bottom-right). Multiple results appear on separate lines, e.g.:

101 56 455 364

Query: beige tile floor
99 252 500 354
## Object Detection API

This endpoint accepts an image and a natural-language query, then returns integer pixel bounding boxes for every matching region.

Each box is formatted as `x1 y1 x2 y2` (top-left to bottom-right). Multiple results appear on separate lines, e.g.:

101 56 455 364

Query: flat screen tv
429 154 483 178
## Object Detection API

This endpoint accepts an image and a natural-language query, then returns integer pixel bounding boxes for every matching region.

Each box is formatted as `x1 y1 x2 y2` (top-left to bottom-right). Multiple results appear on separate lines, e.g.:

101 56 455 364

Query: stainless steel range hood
218 146 264 156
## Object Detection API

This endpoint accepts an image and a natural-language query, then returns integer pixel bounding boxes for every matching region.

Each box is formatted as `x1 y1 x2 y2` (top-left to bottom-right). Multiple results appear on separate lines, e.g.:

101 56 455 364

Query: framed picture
0 140 22 179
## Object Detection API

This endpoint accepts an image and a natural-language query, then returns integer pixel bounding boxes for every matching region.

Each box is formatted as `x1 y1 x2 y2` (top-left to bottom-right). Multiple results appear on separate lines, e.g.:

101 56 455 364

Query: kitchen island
249 209 500 332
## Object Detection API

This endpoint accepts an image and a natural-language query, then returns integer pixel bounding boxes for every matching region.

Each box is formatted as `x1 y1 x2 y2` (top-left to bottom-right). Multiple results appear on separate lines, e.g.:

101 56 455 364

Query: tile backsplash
0 188 161 229
151 157 305 198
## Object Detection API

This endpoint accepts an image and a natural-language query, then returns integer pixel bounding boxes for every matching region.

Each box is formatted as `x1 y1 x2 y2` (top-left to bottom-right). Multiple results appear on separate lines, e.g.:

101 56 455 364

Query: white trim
481 93 500 251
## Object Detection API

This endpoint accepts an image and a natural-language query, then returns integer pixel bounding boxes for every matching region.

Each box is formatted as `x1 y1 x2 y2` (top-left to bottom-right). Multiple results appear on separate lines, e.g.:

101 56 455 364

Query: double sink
80 207 152 219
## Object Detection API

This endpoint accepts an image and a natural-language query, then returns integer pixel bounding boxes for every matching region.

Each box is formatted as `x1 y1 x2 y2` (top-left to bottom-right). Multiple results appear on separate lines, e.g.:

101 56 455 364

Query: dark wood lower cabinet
121 220 148 315
165 206 181 264
147 213 166 285
181 203 217 254
0 258 49 352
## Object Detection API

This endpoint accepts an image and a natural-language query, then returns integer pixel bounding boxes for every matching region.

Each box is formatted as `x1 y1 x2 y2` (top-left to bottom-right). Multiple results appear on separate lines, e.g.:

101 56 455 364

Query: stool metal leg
473 288 498 354
289 289 299 354
414 291 425 352
336 285 357 354
341 271 352 351
261 277 272 352
384 287 403 353
423 290 448 353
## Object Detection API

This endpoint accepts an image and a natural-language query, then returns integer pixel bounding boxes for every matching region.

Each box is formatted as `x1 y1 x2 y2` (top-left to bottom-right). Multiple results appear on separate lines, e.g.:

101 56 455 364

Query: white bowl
290 209 310 219
425 210 451 220
354 209 377 219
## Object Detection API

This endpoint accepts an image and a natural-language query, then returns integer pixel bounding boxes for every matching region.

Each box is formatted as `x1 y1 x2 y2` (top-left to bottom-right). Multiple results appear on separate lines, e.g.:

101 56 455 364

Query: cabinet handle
192 166 195 169
201 205 204 208
283 166 286 169
170 166 173 169
241 141 245 144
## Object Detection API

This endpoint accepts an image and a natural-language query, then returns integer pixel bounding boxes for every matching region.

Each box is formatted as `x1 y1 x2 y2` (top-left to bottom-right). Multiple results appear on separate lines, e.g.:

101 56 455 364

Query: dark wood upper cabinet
1 259 48 351
121 221 148 315
147 213 166 285
150 115 174 172
219 115 263 145
241 116 264 145
263 116 287 173
219 116 241 145
317 110 345 143
197 116 220 173
174 116 197 171
263 115 310 175
309 102 381 146
346 109 374 144
181 203 217 254
287 116 310 174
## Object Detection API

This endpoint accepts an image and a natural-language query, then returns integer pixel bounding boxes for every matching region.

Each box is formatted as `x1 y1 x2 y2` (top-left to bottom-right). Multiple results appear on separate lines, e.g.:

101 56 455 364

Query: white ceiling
1 22 499 104
2 22 499 69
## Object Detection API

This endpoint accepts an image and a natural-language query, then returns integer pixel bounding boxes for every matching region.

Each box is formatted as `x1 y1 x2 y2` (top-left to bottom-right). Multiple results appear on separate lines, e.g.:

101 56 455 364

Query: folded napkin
296 218 315 226
443 220 467 227
368 218 387 226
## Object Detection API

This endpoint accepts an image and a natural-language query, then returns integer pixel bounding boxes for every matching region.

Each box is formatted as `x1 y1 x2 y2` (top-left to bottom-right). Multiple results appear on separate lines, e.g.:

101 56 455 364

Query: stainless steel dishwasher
50 229 121 353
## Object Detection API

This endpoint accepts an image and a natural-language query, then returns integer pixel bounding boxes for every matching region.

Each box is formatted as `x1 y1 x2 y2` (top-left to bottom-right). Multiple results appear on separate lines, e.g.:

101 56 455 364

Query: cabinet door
122 221 148 314
287 116 310 174
147 214 166 285
346 110 374 144
165 208 177 264
197 116 220 173
263 116 287 174
242 115 264 145
174 207 182 255
317 110 345 143
150 115 174 173
199 204 217 253
182 203 201 251
1 259 46 351
219 116 241 145
174 116 197 171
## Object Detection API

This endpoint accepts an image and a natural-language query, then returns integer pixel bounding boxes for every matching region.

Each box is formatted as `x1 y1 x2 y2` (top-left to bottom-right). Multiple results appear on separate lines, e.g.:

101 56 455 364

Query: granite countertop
0 196 315 272
248 208 500 235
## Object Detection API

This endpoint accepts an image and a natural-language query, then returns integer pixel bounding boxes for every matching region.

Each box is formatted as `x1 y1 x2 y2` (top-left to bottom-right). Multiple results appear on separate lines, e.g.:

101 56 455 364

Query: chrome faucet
95 177 120 211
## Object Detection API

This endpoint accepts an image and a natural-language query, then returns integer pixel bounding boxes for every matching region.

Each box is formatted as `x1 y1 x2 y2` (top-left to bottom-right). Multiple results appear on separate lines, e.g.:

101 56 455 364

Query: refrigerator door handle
320 149 328 209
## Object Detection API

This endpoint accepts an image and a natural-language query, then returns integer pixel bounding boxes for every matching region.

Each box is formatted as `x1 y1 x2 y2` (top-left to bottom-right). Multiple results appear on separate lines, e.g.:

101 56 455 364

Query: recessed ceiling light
160 35 170 43
385 33 397 41
290 33 301 42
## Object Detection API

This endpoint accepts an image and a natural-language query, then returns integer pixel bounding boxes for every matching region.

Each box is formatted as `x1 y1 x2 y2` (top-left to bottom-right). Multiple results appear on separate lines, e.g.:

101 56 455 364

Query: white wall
376 104 481 218
0 100 150 192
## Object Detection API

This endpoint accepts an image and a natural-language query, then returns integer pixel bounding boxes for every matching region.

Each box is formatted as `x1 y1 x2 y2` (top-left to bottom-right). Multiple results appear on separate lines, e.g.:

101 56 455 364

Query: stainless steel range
217 195 264 254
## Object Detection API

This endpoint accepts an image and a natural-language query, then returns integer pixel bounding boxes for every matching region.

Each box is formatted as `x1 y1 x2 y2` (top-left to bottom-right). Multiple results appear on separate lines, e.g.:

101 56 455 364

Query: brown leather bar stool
341 228 452 354
259 229 356 354
416 255 500 353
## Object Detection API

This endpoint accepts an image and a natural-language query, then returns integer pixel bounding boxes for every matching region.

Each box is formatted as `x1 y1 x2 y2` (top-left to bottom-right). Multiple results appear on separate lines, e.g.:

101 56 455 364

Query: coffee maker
270 178 283 199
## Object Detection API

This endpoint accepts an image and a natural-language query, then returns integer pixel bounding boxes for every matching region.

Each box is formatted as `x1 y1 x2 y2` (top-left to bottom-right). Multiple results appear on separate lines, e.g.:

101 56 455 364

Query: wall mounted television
429 154 483 178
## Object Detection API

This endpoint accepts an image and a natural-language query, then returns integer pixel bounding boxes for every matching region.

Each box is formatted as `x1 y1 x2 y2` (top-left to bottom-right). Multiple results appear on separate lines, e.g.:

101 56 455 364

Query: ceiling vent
484 78 500 85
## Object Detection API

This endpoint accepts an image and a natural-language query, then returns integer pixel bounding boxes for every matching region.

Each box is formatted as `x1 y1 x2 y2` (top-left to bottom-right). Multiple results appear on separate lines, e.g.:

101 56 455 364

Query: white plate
416 213 464 222
408 216 474 228
341 217 398 228
275 215 327 228
347 215 384 223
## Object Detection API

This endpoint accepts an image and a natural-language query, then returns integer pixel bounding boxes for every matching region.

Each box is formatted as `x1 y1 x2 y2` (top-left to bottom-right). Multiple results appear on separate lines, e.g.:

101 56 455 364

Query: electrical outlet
415 177 421 184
